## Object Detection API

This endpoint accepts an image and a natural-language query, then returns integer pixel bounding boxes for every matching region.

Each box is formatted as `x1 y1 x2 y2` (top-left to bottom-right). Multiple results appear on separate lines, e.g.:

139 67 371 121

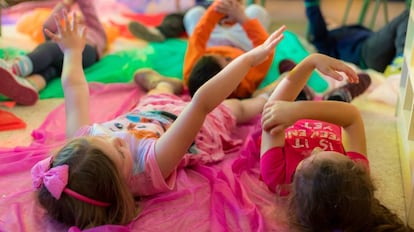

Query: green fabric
260 31 327 93
0 30 327 101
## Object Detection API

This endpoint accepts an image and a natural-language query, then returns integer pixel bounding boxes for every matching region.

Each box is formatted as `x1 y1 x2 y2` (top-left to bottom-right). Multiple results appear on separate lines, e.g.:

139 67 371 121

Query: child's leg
223 95 267 124
12 41 60 77
360 9 409 72
134 68 183 95
304 0 334 55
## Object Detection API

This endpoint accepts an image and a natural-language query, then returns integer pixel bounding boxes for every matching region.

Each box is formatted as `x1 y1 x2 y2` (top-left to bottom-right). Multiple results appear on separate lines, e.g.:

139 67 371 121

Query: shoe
134 68 183 94
0 66 38 105
128 21 166 42
322 73 371 102
278 59 296 74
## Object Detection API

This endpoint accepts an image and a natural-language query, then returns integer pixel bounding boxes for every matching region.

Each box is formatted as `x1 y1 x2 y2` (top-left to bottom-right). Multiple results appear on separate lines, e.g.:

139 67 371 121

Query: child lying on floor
248 53 412 231
30 9 286 229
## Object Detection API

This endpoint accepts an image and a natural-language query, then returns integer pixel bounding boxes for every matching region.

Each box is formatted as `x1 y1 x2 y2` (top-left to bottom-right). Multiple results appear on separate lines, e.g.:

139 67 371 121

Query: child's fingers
62 9 70 32
53 14 62 36
71 12 77 32
341 66 359 83
322 68 344 81
266 25 286 43
80 26 87 39
270 125 285 136
44 28 59 41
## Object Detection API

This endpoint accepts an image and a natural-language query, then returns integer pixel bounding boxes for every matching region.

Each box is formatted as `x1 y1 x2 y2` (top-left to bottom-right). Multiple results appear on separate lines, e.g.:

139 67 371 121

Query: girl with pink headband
31 9 287 229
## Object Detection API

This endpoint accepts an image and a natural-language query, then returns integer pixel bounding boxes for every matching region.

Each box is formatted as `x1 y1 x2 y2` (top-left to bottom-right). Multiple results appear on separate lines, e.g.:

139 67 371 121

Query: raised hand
246 25 286 67
311 54 360 84
215 0 247 25
44 9 87 54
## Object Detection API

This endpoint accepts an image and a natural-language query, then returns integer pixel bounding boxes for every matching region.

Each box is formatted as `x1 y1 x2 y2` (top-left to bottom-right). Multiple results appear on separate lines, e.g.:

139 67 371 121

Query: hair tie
31 156 111 207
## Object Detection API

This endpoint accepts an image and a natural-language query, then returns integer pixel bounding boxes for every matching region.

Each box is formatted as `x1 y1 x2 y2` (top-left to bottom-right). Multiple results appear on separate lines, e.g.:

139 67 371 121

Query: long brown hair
37 138 138 229
287 158 413 232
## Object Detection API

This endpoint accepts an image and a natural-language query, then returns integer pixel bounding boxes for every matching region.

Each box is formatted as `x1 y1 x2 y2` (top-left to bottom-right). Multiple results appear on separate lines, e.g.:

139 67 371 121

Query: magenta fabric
0 83 289 231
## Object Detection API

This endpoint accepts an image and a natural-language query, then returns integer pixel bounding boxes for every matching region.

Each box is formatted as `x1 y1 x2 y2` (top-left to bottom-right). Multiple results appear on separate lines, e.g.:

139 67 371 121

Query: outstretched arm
260 54 364 156
155 26 286 178
45 11 90 138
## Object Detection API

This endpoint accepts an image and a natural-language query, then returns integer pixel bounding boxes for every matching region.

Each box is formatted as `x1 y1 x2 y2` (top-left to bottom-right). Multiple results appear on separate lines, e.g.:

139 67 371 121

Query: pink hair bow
31 156 111 207
31 156 69 199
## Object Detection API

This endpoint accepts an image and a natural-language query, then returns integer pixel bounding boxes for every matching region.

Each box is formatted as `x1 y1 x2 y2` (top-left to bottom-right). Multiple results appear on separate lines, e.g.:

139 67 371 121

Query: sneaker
134 68 183 94
322 73 371 102
278 59 296 74
128 21 166 42
0 66 39 105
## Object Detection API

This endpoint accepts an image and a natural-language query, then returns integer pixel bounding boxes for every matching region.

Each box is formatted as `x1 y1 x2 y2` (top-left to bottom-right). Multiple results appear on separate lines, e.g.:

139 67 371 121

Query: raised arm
260 54 363 155
155 26 286 178
45 11 90 138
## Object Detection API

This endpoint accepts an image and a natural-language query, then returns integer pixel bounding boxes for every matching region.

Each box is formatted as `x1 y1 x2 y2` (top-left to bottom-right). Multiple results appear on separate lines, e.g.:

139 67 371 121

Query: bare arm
45 11 90 138
156 26 286 178
261 101 366 156
260 54 362 156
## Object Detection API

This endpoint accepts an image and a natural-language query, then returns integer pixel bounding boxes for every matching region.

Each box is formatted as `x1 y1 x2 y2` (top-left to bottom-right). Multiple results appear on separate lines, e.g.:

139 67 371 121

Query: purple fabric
0 82 288 231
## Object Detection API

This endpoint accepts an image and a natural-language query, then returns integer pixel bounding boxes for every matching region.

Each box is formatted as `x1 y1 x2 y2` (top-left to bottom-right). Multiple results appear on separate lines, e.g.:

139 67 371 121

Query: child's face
88 136 133 179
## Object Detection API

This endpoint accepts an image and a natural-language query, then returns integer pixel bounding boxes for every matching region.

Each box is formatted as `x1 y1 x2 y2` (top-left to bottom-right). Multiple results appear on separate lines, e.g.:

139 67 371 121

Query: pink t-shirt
75 93 238 196
259 119 369 193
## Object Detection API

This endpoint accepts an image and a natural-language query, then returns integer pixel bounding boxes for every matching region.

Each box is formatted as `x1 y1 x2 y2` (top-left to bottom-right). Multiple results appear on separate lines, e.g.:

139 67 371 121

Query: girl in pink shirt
30 11 286 229
257 53 410 231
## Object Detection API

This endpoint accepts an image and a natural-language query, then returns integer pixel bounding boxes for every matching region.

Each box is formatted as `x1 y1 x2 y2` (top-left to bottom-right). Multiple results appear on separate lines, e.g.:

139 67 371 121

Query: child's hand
309 54 360 84
261 100 297 135
215 0 247 25
44 10 87 54
246 25 286 67
62 0 75 6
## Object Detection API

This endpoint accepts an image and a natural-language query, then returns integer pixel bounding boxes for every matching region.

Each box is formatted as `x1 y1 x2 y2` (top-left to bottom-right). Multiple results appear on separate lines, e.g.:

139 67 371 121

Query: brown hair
37 138 138 229
287 158 413 232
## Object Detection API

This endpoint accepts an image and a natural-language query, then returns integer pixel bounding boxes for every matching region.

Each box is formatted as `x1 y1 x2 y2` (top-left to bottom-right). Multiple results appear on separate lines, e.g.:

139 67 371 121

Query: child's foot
0 66 39 105
134 68 183 94
128 21 166 42
322 73 371 102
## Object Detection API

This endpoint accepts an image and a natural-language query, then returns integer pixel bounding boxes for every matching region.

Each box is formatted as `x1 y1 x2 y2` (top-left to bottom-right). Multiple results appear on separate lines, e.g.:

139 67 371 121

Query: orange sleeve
242 18 269 47
183 1 225 84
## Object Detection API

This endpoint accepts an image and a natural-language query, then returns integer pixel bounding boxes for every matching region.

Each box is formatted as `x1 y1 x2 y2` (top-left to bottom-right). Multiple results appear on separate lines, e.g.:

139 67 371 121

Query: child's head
288 151 374 231
188 54 232 97
32 137 137 229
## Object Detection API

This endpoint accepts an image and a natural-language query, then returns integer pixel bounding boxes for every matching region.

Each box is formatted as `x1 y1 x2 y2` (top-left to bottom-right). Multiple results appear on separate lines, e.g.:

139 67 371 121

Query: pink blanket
0 83 288 231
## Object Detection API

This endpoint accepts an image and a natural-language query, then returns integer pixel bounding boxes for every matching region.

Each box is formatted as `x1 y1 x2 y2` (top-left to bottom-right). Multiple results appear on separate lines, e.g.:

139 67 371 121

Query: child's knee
245 4 270 29
184 6 206 33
